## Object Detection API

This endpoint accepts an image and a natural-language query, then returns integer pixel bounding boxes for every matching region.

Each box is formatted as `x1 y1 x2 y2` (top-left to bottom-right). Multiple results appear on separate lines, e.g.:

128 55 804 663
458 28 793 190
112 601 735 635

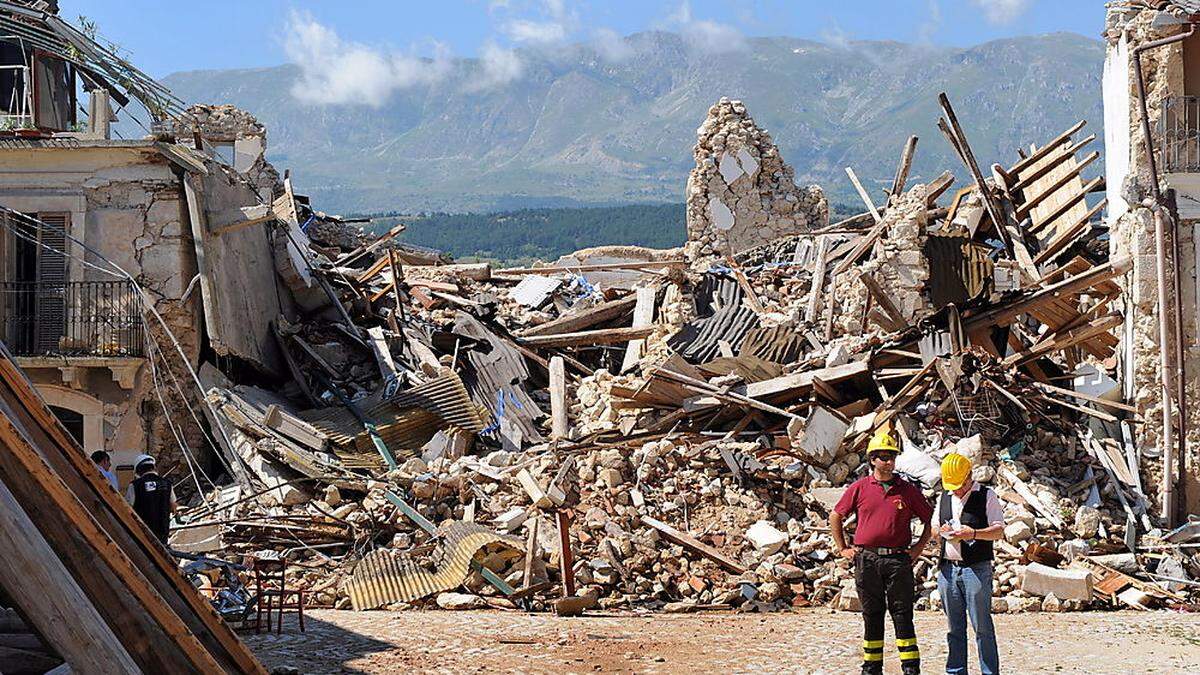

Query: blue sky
65 0 1103 78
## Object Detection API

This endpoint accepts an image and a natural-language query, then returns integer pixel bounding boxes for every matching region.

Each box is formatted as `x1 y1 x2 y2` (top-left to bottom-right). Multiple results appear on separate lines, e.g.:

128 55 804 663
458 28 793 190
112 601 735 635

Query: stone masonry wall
1106 5 1200 515
685 98 828 260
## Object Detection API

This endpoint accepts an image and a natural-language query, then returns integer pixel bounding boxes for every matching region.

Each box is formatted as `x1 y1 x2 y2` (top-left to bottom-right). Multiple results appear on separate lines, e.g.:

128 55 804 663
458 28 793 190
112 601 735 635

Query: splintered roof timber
0 0 184 120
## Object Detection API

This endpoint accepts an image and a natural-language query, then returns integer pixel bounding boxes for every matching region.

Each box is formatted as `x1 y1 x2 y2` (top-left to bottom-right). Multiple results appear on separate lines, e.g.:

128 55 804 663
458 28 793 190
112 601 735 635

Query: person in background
125 454 176 544
935 452 1006 675
831 427 934 675
90 450 119 490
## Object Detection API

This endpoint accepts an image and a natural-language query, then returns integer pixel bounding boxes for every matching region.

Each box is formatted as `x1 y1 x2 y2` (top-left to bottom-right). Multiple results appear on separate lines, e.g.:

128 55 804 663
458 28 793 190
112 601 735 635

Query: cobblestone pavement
246 608 1200 674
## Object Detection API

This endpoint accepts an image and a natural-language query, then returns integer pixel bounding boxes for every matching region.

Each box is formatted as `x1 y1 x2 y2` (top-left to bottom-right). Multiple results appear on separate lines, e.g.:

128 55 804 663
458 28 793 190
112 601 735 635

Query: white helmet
134 454 156 471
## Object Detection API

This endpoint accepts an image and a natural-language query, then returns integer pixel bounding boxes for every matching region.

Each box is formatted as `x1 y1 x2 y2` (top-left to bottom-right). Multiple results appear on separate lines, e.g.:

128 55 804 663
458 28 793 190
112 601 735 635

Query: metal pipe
1132 24 1196 528
1132 24 1196 200
1153 203 1179 525
1167 191 1190 525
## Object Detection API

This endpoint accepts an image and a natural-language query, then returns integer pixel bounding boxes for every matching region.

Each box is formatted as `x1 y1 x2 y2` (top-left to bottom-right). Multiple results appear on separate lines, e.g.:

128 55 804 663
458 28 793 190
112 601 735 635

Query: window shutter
34 213 67 353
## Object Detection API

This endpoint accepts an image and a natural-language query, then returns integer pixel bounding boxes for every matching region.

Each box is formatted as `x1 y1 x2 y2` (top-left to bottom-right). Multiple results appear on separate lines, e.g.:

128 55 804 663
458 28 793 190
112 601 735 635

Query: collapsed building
2 0 1200 671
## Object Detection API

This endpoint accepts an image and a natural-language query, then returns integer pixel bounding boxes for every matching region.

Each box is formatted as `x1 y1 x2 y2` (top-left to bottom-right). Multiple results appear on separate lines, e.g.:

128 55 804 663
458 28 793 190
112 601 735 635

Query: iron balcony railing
1161 95 1200 173
0 280 144 357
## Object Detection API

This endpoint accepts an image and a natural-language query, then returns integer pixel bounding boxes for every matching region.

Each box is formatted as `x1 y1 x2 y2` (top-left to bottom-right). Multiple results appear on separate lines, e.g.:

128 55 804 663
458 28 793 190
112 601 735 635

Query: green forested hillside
366 204 685 265
363 202 861 265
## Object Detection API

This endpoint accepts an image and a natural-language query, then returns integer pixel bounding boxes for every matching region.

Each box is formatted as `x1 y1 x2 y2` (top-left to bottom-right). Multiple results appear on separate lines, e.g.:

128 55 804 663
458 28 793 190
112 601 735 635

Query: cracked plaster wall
0 145 207 480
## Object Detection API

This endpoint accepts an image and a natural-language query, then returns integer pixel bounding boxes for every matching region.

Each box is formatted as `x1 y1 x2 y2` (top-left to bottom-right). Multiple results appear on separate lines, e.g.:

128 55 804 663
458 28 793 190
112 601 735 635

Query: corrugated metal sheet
346 522 523 609
668 274 761 363
924 235 992 309
298 371 484 467
739 324 809 364
453 312 545 445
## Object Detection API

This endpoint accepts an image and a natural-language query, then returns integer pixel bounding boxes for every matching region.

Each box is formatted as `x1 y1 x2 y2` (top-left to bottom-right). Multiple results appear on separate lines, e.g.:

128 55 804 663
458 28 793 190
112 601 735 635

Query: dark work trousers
855 549 920 674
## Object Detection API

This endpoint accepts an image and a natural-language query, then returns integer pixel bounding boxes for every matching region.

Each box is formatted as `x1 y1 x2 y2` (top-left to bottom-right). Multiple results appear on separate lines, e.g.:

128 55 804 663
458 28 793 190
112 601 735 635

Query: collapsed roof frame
0 0 184 122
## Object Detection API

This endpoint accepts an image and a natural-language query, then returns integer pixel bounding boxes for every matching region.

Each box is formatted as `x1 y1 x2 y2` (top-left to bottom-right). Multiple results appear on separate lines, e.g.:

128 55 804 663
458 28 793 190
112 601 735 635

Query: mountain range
161 31 1106 215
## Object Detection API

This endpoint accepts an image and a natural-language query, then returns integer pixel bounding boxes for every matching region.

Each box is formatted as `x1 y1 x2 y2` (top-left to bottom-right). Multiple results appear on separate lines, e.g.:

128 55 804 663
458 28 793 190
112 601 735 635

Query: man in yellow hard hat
935 452 1006 675
831 427 933 675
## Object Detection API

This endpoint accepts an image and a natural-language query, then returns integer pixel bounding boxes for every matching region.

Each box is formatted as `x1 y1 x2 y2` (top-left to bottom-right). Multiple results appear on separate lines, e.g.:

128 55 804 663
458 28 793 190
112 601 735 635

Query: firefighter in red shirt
830 427 934 675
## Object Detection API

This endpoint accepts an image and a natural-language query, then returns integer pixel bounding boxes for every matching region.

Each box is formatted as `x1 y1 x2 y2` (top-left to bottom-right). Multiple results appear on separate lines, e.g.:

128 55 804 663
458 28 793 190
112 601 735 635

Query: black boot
900 659 921 675
860 662 883 675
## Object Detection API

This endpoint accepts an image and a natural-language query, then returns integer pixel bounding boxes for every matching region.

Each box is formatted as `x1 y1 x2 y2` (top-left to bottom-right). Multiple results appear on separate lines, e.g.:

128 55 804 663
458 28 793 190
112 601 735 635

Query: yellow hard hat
941 452 972 491
867 427 900 456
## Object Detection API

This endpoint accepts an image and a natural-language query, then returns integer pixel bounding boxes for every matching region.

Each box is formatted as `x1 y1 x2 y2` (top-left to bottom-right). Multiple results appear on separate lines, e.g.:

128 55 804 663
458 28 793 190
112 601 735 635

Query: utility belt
859 545 909 557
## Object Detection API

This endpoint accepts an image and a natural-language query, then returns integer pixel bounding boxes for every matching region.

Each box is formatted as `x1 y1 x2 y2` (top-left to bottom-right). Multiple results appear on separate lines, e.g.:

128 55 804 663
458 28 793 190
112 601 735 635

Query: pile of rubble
172 94 1200 619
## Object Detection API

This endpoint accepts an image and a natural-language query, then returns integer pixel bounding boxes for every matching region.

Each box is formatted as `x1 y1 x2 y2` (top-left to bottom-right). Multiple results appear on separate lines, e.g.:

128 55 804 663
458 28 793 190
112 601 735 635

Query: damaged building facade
0 0 290 485
1104 0 1200 521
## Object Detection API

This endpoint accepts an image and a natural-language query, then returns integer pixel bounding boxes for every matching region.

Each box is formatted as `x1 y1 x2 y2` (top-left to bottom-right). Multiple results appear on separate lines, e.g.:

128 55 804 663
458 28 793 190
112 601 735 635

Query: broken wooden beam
499 260 686 275
549 356 569 441
641 515 746 574
845 166 883 223
965 257 1131 332
620 286 657 374
519 326 654 349
520 295 638 337
890 136 919 200
1008 120 1087 176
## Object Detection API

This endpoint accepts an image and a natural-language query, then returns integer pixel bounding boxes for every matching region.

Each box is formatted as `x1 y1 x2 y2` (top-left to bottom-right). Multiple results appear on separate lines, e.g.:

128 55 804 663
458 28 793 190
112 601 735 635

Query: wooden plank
860 273 906 327
845 167 883 223
1008 120 1087 175
499 260 686 275
938 94 1015 257
805 236 830 323
0 476 140 674
0 356 266 674
1003 313 1123 367
890 136 919 199
520 295 638 337
1017 151 1100 220
684 361 868 410
925 170 956 206
997 464 1065 529
641 516 746 573
621 286 657 374
1010 134 1097 193
1032 381 1138 414
549 356 569 441
1033 198 1106 266
0 397 222 674
964 257 1131 332
520 326 654 348
1028 176 1105 237
366 326 402 382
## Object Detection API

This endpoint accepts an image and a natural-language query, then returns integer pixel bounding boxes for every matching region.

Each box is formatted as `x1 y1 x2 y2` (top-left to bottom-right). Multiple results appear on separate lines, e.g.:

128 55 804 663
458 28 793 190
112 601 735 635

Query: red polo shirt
834 474 933 548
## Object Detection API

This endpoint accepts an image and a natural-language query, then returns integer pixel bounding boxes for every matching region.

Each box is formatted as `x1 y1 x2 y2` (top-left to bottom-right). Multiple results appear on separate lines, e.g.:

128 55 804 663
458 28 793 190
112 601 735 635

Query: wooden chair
253 557 305 634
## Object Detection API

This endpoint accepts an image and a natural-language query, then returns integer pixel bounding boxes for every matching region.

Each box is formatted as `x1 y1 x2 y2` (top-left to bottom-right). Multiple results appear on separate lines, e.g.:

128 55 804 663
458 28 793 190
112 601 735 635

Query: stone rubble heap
172 95 1198 621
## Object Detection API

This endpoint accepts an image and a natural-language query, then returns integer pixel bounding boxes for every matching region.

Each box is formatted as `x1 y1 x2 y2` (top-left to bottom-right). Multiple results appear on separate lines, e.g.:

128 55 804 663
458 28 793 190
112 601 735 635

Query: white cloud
820 24 852 50
969 0 1032 25
503 18 569 44
592 27 634 62
283 11 448 106
917 0 943 44
470 41 524 90
666 1 746 54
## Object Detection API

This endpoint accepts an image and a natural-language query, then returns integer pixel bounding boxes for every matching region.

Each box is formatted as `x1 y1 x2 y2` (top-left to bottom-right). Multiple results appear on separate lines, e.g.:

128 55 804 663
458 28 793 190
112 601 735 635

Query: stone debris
163 91 1200 622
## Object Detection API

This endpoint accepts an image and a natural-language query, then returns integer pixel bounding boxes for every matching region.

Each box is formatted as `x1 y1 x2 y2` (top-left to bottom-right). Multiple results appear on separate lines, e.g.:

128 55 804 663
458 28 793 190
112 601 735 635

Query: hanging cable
146 335 210 496
0 205 252 484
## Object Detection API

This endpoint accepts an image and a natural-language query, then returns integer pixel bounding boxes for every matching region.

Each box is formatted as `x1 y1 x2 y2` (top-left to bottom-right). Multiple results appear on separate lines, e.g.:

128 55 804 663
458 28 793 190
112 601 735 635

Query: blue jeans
938 560 1000 674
